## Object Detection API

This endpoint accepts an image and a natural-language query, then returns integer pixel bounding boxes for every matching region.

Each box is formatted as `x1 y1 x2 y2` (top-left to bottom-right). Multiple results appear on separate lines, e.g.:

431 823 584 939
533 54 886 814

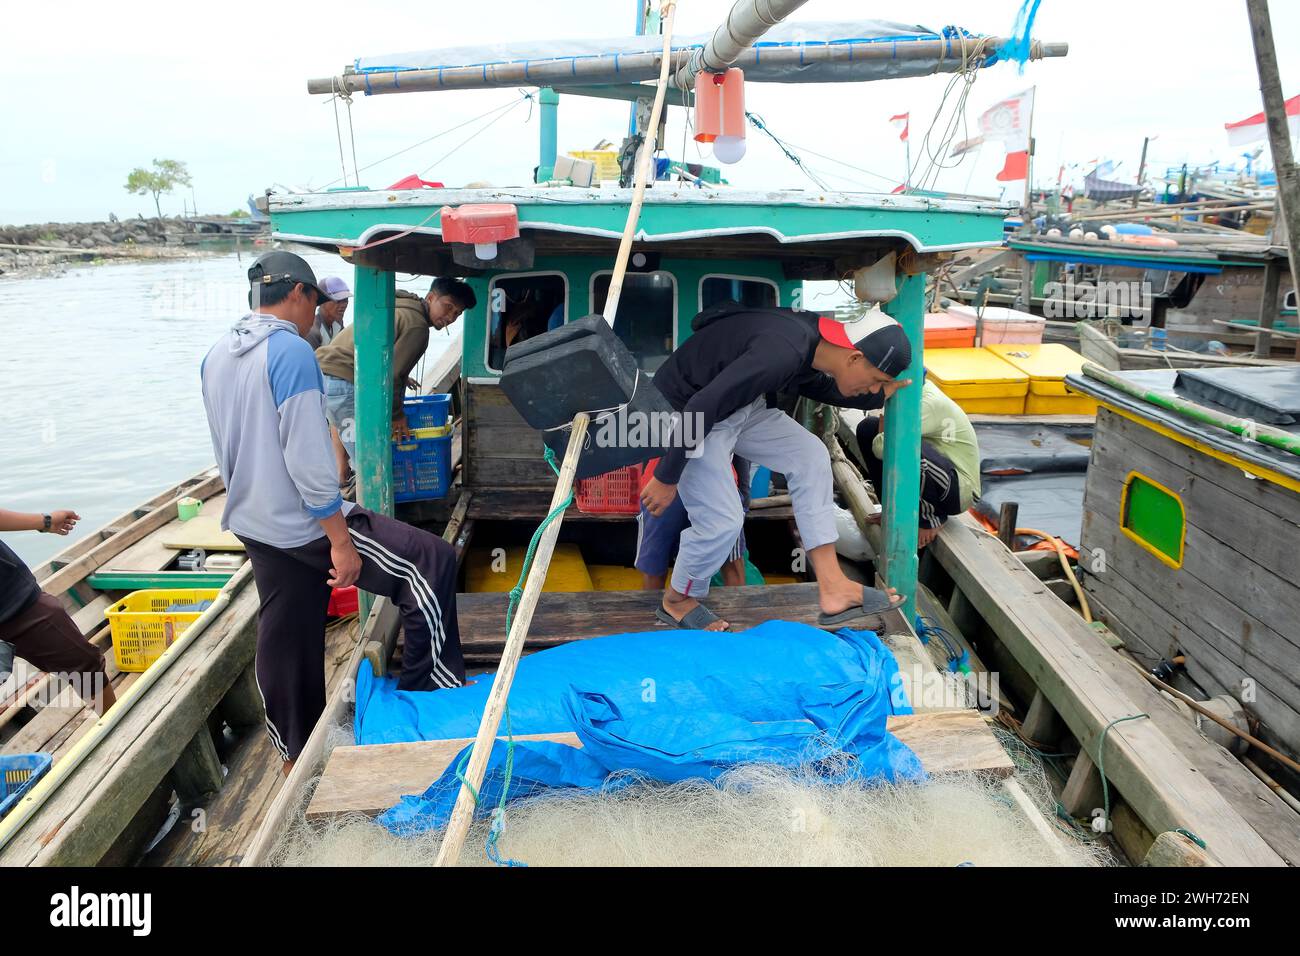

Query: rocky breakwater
0 216 266 277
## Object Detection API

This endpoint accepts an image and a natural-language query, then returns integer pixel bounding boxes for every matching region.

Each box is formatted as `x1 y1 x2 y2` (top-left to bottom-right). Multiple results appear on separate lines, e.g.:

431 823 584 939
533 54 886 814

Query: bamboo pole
436 0 675 868
1081 362 1300 457
1245 0 1300 310
1074 201 1273 224
602 0 678 327
1124 658 1300 777
432 413 589 866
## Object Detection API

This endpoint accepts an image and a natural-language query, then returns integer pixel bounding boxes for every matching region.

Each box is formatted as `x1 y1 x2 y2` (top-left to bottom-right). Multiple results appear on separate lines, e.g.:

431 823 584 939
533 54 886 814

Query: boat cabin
270 183 1008 617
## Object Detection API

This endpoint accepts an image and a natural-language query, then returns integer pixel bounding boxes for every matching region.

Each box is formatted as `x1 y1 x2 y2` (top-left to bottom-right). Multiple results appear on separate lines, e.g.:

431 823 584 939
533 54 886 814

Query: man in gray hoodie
201 252 464 768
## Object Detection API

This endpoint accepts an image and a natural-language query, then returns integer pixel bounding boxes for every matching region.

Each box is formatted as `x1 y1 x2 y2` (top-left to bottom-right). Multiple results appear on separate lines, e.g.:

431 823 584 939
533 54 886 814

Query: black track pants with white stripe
237 507 464 761
854 416 963 531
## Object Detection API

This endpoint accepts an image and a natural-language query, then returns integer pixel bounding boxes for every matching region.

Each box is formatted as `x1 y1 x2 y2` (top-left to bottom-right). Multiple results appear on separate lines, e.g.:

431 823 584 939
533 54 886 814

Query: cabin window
699 275 779 310
590 271 677 372
1120 472 1185 568
486 272 568 373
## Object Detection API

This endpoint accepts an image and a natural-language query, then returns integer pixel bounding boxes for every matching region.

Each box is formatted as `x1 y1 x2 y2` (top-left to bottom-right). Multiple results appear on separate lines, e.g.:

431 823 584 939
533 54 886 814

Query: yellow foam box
1025 394 1099 415
464 543 593 593
984 343 1083 397
924 347 1028 415
587 565 645 591
985 343 1098 415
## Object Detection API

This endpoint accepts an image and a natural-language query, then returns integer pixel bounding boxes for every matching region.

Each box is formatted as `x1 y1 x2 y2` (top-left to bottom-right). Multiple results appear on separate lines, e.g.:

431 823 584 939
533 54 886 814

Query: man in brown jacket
317 277 476 468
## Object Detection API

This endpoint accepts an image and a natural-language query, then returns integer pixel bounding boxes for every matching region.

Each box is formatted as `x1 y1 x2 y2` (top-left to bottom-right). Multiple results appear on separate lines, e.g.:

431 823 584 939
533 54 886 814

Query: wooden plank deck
143 614 360 866
305 710 1015 822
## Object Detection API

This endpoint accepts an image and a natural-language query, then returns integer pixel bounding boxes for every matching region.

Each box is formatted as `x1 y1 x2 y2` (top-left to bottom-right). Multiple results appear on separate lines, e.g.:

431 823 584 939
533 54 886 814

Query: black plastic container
501 314 679 479
500 314 639 430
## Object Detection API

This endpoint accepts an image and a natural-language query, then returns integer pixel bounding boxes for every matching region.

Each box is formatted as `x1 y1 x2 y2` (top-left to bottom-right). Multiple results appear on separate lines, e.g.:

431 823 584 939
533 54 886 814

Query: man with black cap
201 251 464 770
641 301 912 632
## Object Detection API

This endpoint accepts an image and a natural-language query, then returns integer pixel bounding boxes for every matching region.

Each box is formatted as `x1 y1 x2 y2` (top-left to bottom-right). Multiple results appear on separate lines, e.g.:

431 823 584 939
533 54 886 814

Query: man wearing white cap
643 301 913 632
305 275 351 349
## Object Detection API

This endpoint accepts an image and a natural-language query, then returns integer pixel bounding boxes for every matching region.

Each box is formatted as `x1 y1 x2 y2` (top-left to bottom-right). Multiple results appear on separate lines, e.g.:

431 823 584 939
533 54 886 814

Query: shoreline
0 216 269 280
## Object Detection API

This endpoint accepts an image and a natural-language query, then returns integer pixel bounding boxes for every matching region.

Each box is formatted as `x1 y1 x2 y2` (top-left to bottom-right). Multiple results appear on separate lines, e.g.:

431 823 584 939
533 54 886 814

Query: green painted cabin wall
460 256 798 378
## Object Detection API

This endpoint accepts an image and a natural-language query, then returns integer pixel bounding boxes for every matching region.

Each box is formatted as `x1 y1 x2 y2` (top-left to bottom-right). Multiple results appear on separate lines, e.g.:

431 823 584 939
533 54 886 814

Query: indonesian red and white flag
889 112 910 142
1225 94 1300 147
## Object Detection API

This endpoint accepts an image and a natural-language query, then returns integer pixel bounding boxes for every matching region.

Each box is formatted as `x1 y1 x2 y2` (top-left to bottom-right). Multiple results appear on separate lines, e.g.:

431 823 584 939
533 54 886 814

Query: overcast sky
3 0 1296 225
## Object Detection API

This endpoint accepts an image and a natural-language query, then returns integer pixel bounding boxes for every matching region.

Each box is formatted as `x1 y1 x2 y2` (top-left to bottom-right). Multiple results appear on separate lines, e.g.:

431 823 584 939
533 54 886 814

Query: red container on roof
439 204 519 246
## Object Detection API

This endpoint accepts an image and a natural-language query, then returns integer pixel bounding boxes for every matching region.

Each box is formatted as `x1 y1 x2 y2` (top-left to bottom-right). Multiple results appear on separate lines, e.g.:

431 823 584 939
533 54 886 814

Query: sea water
0 248 451 567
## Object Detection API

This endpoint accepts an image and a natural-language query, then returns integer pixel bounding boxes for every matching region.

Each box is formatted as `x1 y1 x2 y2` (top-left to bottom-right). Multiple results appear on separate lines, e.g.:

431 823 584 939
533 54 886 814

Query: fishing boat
236 7 1295 868
949 212 1299 367
6 2 1299 869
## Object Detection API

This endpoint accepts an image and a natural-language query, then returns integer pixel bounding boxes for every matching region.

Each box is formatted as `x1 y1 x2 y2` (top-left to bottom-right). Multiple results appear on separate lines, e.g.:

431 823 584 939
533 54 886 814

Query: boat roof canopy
271 185 1008 279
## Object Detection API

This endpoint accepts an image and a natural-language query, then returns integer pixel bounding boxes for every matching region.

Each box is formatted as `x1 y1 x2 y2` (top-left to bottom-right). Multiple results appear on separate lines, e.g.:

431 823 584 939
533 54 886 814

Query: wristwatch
41 514 52 533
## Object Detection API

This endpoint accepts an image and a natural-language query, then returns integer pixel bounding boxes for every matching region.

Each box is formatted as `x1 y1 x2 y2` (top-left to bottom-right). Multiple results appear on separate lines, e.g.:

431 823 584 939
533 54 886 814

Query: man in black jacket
641 303 912 632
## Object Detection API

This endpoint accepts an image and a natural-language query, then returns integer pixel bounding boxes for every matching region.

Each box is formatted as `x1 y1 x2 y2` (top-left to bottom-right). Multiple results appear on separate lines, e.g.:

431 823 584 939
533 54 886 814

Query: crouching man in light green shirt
856 379 981 549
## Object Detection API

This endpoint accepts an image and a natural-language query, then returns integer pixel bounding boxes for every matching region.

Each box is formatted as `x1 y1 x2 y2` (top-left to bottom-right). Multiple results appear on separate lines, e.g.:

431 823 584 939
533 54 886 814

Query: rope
456 445 572 867
316 93 530 190
908 34 984 191
330 78 350 187
745 112 832 191
914 615 969 674
542 370 647 441
345 90 360 186
420 93 533 176
1094 713 1150 834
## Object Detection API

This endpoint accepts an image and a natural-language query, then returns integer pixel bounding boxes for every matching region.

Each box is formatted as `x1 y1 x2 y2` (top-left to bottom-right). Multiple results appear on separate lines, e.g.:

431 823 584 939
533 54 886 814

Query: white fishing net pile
276 729 1114 868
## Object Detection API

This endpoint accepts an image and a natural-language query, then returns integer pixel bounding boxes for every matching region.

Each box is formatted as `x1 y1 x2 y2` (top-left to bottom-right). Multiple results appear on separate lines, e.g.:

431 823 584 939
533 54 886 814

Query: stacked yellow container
984 344 1099 415
924 348 1029 415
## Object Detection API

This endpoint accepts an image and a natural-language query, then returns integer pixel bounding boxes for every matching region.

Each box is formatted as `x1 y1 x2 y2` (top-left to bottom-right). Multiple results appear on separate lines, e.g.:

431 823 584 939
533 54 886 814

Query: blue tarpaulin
355 621 923 835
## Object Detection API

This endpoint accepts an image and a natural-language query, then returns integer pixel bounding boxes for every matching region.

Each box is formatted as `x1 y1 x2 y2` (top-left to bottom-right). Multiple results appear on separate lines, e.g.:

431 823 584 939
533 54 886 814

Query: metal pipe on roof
673 0 809 89
307 37 1068 96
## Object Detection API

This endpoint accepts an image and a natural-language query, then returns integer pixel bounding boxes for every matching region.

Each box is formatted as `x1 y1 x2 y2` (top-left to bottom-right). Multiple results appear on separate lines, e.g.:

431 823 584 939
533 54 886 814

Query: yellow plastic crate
105 589 221 672
567 150 621 181
925 347 1028 414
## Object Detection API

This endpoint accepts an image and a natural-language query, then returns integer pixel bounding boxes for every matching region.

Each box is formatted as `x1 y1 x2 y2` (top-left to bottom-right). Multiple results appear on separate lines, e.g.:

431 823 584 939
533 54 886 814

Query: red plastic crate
575 464 644 514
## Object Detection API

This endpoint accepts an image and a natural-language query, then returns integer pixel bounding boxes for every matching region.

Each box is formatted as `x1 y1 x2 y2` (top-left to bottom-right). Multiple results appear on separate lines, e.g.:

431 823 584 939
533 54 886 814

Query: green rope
481 444 574 865
1173 827 1207 850
1095 713 1149 833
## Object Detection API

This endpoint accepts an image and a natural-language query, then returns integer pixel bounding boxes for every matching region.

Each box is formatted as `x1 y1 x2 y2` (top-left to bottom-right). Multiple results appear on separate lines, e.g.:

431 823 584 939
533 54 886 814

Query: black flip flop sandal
655 603 730 631
816 585 906 627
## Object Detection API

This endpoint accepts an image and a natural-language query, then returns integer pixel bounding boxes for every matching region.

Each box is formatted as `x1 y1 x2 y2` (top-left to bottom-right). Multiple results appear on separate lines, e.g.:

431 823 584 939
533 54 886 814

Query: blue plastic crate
1 753 53 819
393 429 453 502
404 394 452 429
